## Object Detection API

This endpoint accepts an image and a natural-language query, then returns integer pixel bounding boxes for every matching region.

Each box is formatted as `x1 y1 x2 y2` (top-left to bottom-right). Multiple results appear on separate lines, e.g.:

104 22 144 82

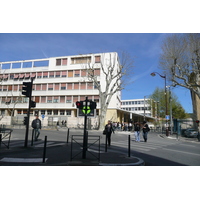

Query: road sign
166 115 170 120
42 114 45 119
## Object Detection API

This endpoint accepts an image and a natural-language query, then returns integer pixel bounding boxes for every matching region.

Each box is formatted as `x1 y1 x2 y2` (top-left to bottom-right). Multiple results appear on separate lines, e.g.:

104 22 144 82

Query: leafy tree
159 33 200 119
149 87 189 120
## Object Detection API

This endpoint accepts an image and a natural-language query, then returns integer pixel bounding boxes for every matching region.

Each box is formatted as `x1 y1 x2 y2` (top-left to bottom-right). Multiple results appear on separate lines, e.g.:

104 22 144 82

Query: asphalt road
1 128 200 166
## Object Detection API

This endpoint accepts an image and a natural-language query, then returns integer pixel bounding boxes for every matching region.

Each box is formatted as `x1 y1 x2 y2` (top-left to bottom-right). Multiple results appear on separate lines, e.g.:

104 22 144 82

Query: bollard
105 134 107 152
67 128 69 143
43 136 47 163
31 129 34 146
128 135 131 157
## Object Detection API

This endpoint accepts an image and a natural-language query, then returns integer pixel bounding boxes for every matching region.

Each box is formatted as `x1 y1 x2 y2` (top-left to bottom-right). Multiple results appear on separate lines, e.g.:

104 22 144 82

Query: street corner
99 153 145 166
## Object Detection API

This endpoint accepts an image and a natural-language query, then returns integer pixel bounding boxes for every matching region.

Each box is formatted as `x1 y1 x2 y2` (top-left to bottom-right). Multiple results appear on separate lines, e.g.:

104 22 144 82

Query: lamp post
150 72 169 136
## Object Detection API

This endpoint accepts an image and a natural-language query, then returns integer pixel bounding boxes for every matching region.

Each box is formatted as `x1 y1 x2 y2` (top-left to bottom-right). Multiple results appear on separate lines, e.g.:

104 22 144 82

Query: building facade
121 99 152 118
0 52 121 128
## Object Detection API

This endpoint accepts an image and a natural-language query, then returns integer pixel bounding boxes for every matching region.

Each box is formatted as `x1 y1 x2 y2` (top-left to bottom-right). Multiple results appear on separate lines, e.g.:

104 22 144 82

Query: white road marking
162 148 200 156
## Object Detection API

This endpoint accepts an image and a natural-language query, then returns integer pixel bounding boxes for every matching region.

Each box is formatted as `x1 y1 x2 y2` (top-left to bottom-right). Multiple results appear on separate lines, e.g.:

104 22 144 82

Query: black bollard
128 135 131 157
105 134 107 152
43 136 47 163
67 128 69 143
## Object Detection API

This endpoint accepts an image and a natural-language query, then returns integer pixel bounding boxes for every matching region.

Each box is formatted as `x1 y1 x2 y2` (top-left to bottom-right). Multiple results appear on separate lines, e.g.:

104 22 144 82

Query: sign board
42 114 45 119
165 115 170 120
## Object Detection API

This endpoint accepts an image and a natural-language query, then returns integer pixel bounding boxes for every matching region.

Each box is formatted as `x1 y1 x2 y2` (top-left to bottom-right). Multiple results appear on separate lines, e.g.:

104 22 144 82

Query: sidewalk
0 140 145 166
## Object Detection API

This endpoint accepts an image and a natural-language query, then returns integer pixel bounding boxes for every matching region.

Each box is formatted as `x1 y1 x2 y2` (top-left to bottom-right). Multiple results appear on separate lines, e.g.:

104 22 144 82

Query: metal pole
128 135 131 157
67 128 69 143
0 134 2 148
43 136 47 163
105 134 107 152
82 97 88 159
31 129 34 146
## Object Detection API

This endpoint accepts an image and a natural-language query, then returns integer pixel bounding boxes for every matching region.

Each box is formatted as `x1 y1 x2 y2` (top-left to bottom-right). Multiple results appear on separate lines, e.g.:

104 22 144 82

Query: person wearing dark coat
142 121 150 142
104 120 115 146
31 115 42 141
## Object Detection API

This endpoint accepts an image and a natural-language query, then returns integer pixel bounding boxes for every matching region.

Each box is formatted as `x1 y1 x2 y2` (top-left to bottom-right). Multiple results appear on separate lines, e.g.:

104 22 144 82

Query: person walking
104 120 115 146
142 121 150 142
134 122 141 142
31 115 42 141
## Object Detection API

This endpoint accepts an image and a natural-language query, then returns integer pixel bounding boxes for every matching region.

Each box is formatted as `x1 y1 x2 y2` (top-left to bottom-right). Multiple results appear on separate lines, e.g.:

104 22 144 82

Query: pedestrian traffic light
22 82 32 97
196 120 199 124
31 100 36 108
23 116 28 125
76 101 83 109
89 101 97 110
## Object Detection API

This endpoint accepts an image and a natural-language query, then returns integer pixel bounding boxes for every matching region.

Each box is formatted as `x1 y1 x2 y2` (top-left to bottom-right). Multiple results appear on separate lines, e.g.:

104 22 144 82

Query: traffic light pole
24 78 33 147
82 97 88 159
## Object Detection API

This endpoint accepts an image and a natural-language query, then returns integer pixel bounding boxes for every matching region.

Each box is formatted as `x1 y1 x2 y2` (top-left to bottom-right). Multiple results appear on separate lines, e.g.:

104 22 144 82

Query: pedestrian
134 122 141 142
142 121 150 142
31 115 42 141
104 120 115 146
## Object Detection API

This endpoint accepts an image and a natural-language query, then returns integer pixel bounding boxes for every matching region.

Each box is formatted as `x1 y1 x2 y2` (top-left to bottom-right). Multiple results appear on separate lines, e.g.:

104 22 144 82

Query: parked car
184 129 198 138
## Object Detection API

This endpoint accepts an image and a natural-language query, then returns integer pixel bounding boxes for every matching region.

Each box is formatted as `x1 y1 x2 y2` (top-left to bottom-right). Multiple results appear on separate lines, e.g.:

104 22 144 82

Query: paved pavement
0 128 199 166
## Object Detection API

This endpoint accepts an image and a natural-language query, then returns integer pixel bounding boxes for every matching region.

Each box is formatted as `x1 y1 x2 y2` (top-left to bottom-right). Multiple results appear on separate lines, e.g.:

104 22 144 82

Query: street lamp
150 72 169 136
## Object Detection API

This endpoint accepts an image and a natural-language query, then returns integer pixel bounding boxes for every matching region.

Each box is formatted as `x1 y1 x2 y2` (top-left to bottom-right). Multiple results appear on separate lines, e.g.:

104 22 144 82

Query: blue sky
0 33 192 113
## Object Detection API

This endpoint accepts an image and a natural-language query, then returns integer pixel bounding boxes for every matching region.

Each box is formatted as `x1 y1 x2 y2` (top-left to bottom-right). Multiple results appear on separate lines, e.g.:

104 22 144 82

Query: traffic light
76 101 83 109
22 82 32 97
23 116 28 125
31 100 36 108
89 101 97 110
196 120 199 124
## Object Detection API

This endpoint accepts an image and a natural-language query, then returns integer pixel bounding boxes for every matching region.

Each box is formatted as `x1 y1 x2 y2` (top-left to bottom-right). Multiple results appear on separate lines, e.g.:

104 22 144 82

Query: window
53 97 59 103
73 96 78 102
43 72 48 78
56 58 67 66
55 71 60 77
81 70 86 77
54 83 59 90
68 70 73 77
66 110 71 116
80 83 86 90
60 96 65 103
95 56 101 63
36 85 41 91
56 59 61 66
61 83 66 90
47 110 52 115
53 110 58 115
41 110 45 115
35 96 40 103
66 96 72 103
67 83 72 90
62 58 67 65
87 82 93 89
74 70 80 77
71 56 91 64
94 69 100 76
61 71 67 77
60 110 65 115
41 97 46 103
42 84 47 90
49 72 54 78
48 84 53 90
47 97 52 103
37 72 42 79
74 83 79 90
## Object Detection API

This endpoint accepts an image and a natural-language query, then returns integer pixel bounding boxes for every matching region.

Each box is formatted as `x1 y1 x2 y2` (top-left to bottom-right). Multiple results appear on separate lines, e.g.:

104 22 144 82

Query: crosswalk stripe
0 157 48 163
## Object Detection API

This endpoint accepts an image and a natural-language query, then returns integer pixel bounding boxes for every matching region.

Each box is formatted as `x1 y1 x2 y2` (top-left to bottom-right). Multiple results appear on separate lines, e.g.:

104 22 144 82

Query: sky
0 33 193 113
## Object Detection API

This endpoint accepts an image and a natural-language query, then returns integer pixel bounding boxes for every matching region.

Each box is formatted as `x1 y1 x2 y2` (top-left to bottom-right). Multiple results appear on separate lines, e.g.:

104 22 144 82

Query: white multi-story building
121 98 152 117
0 52 121 128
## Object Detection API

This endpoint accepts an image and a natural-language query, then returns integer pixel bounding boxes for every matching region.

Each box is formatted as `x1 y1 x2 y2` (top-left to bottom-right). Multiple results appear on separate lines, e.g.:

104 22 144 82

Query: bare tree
83 52 134 130
159 33 200 118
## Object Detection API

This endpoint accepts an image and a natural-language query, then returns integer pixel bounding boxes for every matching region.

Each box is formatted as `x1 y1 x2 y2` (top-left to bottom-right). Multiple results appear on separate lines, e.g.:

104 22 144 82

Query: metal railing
70 134 100 162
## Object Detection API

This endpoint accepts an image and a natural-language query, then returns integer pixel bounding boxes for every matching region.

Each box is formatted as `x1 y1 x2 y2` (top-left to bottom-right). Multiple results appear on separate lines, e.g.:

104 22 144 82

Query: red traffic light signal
76 101 83 109
196 120 199 123
22 82 32 97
